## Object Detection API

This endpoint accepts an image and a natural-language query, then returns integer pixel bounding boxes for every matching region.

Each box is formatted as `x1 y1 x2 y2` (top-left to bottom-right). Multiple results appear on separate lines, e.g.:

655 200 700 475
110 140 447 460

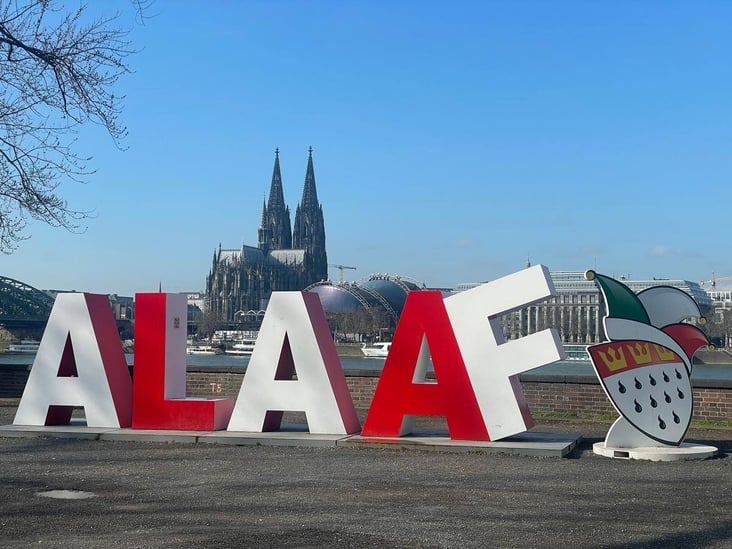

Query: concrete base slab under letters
100 429 206 444
0 422 352 448
0 420 110 440
593 441 718 461
200 428 347 448
344 431 583 457
0 423 581 456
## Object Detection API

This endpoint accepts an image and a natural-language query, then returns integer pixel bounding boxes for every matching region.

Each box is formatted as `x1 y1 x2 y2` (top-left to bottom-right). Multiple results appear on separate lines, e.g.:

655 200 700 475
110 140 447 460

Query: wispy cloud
648 245 700 258
649 245 674 256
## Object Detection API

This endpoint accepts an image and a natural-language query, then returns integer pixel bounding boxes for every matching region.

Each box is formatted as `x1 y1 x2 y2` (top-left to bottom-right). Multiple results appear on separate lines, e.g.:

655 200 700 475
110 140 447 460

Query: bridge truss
0 276 54 322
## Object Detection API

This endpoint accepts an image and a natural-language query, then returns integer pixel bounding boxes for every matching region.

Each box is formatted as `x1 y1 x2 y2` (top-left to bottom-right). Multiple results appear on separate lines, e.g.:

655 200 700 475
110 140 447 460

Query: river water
0 352 386 371
2 352 731 380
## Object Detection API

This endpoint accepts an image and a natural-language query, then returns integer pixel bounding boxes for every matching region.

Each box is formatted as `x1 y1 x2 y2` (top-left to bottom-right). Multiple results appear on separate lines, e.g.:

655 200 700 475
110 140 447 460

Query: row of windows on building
463 271 713 345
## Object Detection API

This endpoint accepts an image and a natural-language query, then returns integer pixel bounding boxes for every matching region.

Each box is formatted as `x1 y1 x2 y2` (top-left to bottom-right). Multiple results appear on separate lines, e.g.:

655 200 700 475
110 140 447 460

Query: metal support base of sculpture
593 417 717 461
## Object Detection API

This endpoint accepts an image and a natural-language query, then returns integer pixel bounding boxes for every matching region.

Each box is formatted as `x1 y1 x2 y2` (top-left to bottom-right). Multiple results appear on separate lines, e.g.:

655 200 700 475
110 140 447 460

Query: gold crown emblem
627 342 652 365
598 345 627 371
654 344 677 362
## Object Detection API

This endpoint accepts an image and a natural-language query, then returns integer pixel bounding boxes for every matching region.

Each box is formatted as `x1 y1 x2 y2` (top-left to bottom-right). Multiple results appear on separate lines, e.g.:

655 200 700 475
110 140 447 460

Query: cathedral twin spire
208 147 329 319
258 147 292 251
258 147 326 270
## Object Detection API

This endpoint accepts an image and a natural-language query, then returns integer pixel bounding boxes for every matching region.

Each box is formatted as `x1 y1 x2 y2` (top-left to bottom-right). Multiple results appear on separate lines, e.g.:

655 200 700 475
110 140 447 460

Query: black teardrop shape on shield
618 380 626 394
663 371 670 383
675 368 683 380
664 391 672 403
650 395 658 408
634 399 642 413
658 416 666 430
677 388 684 399
649 374 656 386
673 411 681 424
634 377 642 390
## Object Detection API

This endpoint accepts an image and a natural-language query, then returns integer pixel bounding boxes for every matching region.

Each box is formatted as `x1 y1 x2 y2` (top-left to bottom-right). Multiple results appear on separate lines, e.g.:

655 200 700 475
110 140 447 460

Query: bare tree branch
0 0 142 252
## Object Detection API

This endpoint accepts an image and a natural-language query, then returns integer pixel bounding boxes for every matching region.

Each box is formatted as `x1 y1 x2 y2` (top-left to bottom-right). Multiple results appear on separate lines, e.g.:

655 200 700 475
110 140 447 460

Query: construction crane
329 264 356 283
700 272 732 289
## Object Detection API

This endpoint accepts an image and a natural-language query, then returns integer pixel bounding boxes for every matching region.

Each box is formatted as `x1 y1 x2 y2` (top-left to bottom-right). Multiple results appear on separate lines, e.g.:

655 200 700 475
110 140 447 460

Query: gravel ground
1 403 731 548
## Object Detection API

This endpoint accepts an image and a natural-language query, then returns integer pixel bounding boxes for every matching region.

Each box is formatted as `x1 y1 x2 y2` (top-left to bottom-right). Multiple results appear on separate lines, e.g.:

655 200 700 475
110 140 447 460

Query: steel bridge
0 276 54 330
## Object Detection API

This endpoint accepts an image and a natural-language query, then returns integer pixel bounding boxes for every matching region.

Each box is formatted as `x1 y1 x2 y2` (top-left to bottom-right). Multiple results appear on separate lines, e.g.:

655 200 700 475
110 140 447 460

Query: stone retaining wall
183 368 732 423
3 363 732 423
0 364 32 398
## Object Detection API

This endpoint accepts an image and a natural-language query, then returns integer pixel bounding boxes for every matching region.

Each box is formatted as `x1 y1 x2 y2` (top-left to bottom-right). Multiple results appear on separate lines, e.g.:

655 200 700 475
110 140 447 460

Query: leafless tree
0 0 145 252
703 307 732 349
198 305 223 339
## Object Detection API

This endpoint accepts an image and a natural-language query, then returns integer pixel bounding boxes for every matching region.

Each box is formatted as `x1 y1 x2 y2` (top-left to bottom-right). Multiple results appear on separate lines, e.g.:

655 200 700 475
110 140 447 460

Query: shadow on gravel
604 520 732 549
564 437 604 459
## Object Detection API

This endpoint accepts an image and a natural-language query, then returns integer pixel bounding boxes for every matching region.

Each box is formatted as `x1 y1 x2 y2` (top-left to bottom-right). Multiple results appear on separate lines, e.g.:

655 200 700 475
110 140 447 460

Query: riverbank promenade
1 401 732 548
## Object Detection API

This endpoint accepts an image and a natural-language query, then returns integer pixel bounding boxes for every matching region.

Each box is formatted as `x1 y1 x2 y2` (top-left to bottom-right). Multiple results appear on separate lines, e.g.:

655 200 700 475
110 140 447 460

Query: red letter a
361 291 488 440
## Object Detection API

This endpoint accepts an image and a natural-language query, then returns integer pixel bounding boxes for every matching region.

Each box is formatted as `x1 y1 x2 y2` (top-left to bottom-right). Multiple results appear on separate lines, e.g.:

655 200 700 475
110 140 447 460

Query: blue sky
5 1 732 295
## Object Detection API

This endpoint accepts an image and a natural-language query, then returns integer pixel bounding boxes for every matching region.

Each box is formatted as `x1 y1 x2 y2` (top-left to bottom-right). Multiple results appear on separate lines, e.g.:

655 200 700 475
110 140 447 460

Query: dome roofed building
306 274 424 341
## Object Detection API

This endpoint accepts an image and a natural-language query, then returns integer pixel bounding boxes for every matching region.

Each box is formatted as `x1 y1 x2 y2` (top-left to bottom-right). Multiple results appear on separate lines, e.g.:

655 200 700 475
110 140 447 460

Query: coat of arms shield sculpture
585 270 717 460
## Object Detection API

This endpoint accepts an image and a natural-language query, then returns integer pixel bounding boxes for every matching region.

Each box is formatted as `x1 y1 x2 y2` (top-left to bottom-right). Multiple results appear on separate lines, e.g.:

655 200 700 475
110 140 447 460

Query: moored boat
361 342 391 358
7 340 40 354
225 339 256 356
186 345 218 356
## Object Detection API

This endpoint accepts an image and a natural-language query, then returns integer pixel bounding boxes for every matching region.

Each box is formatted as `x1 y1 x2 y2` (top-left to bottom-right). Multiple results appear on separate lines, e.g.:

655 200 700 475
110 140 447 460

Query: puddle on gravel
35 490 96 500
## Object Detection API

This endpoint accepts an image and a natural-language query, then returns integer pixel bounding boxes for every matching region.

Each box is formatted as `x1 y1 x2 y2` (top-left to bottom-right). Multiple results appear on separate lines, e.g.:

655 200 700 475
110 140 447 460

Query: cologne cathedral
205 148 328 321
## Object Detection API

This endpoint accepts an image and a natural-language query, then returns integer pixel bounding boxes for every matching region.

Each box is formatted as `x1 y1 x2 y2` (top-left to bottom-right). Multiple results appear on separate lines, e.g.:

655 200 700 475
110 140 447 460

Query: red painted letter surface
361 291 489 440
131 293 233 430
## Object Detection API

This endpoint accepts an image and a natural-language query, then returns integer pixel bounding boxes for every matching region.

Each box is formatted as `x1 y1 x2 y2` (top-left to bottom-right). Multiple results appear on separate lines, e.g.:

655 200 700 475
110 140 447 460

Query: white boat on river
225 339 256 356
186 345 218 356
7 340 41 354
361 342 391 358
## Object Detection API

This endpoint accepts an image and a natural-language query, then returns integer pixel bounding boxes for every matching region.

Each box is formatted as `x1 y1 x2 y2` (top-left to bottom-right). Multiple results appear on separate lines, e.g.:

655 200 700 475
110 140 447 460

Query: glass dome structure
306 274 423 322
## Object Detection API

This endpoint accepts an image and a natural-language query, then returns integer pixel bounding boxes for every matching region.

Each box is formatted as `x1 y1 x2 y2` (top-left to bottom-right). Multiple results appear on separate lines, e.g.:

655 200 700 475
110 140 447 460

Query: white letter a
227 292 360 435
14 293 133 428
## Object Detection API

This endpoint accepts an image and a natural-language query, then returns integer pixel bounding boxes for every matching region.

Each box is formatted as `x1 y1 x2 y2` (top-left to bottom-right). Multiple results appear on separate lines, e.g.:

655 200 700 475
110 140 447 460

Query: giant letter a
14 293 133 428
361 291 488 440
227 291 359 435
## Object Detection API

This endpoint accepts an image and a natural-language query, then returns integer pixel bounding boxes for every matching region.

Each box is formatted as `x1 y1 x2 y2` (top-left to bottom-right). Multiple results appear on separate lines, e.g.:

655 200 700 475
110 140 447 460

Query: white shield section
444 265 565 441
14 293 128 428
602 362 692 445
227 292 360 435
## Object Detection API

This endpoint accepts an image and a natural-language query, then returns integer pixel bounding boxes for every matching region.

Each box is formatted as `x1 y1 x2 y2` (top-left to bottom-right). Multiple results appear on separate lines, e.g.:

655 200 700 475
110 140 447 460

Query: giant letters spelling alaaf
13 265 565 440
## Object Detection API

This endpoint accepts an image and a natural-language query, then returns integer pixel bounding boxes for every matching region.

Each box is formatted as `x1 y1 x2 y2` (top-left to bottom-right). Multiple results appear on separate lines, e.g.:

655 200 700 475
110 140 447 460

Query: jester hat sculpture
585 270 710 448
